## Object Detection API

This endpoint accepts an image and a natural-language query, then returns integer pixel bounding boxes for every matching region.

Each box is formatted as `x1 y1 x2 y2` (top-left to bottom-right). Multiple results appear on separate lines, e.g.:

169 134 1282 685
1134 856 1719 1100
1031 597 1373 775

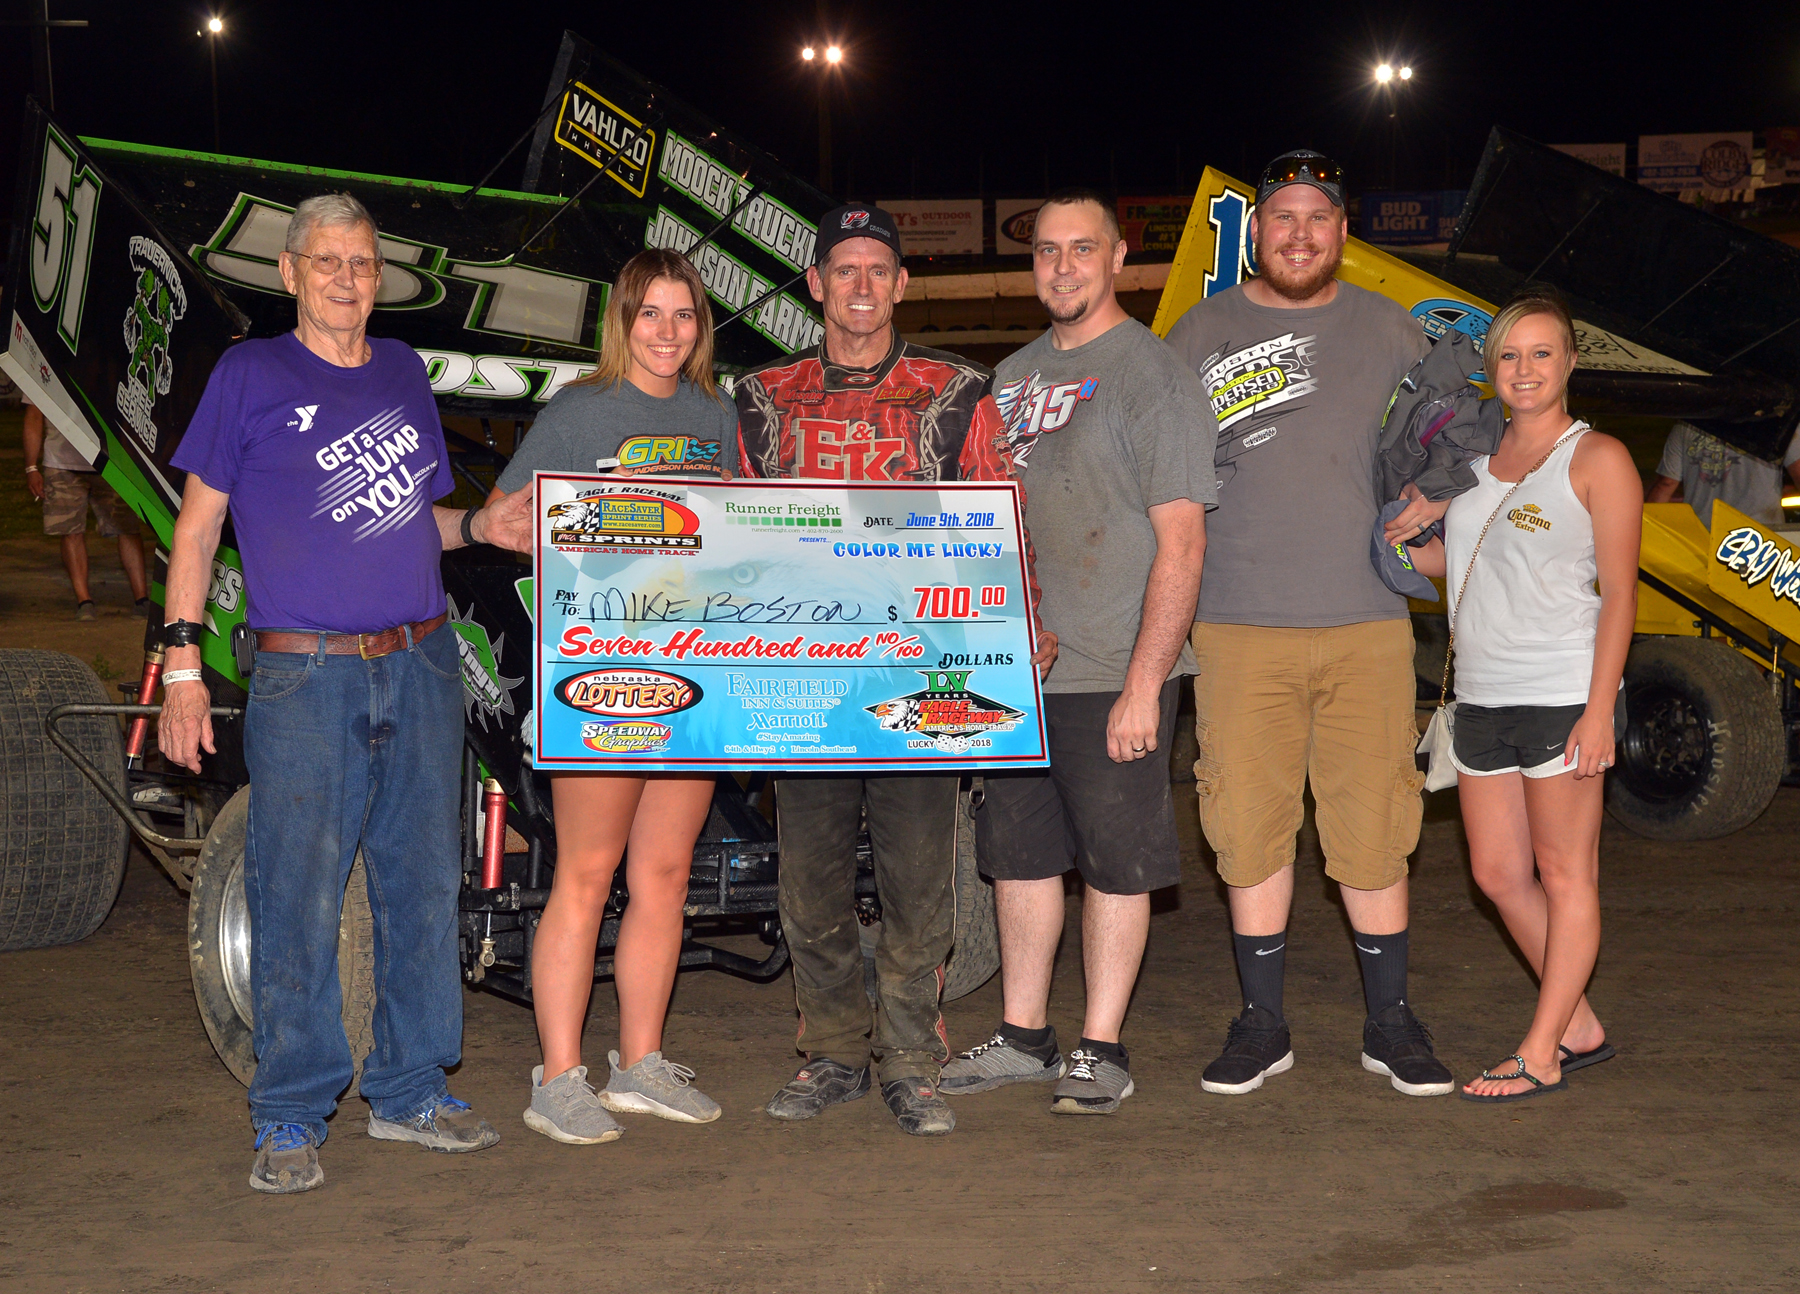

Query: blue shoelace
255 1123 312 1152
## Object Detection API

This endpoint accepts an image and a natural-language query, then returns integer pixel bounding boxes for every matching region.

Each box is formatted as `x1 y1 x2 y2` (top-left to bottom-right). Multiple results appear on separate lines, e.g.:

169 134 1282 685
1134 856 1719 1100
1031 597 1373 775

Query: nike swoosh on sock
1355 944 1382 955
1254 944 1286 956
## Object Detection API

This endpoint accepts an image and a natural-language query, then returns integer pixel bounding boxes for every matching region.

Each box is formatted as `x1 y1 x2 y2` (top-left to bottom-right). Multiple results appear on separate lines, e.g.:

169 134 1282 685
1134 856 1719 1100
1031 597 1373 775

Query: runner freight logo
115 236 188 453
547 491 702 550
448 596 523 730
556 668 703 717
866 669 1024 755
581 719 673 754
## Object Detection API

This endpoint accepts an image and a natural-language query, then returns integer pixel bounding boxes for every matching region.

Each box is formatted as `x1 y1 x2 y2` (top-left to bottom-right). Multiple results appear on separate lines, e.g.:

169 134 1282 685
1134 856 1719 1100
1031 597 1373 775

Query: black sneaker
881 1078 955 1136
1201 1005 1294 1095
764 1059 871 1121
1361 1002 1454 1096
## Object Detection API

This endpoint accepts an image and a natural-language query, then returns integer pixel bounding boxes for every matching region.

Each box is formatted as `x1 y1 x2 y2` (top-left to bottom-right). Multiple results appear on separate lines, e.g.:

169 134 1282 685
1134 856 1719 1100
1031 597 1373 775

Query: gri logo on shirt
290 404 318 432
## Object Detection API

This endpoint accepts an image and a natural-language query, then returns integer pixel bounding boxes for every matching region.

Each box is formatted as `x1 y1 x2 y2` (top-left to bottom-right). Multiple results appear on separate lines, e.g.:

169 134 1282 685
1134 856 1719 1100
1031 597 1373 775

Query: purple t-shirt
172 333 454 633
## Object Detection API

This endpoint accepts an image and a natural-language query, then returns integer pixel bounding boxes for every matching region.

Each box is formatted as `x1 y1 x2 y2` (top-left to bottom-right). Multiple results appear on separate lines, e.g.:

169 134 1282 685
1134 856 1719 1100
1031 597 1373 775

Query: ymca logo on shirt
309 405 440 541
1201 333 1318 432
993 372 1097 468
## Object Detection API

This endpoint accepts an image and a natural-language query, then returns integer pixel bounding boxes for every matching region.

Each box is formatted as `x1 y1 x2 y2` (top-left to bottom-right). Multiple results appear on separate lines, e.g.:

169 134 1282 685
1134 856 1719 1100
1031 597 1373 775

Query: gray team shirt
994 319 1218 693
1656 422 1800 528
1165 282 1430 627
496 376 738 491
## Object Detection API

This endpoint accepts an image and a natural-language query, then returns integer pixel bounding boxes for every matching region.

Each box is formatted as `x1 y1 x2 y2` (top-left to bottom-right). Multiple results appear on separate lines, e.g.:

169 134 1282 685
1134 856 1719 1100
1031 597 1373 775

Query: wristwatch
460 505 481 547
163 619 205 648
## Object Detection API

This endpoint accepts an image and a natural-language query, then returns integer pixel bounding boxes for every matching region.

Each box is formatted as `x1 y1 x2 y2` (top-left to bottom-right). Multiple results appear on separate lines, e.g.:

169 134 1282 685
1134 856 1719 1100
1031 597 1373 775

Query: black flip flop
1559 1042 1615 1074
1458 1055 1568 1104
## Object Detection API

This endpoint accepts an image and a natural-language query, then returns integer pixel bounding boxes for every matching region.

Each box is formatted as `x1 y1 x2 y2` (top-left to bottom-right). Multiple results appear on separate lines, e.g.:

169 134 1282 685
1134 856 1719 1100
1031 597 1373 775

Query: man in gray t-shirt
1162 151 1454 1103
940 190 1213 1116
1647 422 1800 529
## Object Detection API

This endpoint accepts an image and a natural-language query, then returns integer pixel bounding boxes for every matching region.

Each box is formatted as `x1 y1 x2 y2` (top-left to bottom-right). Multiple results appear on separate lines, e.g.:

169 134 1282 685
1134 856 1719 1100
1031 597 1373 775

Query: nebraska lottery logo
555 668 703 718
581 720 674 754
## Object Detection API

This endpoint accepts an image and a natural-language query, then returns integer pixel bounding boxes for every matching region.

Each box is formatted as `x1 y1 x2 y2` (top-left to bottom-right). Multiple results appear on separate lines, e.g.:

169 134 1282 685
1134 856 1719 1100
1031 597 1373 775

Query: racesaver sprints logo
547 490 702 550
555 668 703 717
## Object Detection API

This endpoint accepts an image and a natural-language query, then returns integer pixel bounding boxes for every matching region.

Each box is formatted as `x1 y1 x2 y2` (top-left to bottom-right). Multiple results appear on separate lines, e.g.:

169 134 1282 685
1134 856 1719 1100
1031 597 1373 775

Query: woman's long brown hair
572 248 720 401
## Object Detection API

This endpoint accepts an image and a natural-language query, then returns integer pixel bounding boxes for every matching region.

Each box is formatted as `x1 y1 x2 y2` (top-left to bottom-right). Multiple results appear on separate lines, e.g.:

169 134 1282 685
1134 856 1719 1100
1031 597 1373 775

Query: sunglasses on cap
1259 153 1345 194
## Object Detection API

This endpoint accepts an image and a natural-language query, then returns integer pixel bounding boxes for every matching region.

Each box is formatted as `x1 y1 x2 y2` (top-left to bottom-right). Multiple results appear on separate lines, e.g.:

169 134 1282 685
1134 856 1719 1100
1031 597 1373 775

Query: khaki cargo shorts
1190 619 1424 891
42 468 139 538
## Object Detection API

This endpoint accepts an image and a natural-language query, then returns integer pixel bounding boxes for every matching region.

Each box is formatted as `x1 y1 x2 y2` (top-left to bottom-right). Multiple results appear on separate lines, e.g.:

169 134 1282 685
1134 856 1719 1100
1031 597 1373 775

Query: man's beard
1256 240 1343 301
1042 287 1093 324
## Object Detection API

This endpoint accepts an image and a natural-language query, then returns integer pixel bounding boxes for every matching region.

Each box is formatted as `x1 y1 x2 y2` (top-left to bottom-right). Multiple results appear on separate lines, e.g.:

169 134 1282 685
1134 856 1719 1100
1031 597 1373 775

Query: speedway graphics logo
115 236 189 452
866 669 1024 755
993 373 1098 467
1202 332 1318 432
547 487 702 551
448 597 523 731
581 720 673 754
556 668 703 718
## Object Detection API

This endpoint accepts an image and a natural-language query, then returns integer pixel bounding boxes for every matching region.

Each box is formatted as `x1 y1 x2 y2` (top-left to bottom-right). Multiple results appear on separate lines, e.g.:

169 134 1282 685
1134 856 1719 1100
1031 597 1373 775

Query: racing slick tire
1608 637 1784 841
0 649 129 952
188 787 376 1087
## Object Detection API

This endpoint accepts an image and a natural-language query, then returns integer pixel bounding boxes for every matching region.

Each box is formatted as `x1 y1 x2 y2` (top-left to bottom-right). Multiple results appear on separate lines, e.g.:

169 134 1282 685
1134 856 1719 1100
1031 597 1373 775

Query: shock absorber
480 777 507 889
124 646 166 769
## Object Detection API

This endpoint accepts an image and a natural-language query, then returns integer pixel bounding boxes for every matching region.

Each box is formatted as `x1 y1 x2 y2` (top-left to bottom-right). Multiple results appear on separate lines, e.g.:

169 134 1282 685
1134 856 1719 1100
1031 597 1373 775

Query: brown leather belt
254 612 447 660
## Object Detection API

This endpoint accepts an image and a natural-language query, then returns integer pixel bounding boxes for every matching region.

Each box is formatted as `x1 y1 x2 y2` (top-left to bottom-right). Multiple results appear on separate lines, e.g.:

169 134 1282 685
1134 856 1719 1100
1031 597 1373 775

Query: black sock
998 1021 1056 1058
1077 1037 1127 1069
1232 929 1288 1021
1353 928 1410 1018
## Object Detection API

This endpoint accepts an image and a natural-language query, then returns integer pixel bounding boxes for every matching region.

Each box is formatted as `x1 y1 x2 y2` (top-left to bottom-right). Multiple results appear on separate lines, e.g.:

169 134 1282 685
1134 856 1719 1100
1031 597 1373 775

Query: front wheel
187 787 376 1087
1607 638 1785 841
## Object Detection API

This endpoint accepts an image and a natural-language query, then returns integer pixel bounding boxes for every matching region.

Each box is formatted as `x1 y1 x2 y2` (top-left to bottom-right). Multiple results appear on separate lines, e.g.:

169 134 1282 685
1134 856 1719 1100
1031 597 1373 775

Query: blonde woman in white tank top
1410 296 1642 1102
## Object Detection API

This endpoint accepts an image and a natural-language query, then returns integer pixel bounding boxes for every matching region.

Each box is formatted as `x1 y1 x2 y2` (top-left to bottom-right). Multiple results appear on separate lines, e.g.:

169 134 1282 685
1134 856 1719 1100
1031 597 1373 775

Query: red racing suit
733 332 1041 613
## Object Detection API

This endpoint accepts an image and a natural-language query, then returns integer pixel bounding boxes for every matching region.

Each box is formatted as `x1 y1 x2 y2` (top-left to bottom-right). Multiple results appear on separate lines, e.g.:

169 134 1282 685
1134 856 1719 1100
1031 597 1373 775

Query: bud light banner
1358 191 1467 246
532 477 1049 772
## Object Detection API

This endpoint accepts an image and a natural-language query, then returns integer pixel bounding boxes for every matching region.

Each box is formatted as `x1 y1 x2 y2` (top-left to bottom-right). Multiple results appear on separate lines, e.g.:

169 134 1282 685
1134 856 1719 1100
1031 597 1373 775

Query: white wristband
163 669 204 685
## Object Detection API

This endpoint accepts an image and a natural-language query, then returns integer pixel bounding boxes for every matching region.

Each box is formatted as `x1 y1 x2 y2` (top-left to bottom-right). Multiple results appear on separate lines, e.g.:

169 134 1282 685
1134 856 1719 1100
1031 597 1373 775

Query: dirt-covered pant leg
775 775 957 1082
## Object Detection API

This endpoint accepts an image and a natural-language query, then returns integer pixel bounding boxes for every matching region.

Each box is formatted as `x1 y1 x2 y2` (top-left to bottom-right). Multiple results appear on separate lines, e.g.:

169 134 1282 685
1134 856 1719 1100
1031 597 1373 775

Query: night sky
4 0 1800 235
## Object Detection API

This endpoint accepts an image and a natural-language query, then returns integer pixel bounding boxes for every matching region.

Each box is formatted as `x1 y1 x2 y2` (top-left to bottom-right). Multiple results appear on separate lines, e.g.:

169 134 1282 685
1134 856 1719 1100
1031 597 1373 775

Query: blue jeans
243 622 464 1143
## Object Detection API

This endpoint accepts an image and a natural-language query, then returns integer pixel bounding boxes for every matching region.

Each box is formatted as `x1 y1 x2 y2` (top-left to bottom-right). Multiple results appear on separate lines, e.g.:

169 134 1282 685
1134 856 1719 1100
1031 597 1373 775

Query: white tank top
1443 424 1598 706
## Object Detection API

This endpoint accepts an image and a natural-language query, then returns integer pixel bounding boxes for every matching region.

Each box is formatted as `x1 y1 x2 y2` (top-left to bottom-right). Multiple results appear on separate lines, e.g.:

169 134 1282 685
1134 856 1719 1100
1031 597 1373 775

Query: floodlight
825 45 842 64
1375 63 1393 83
1399 65 1413 80
208 16 222 33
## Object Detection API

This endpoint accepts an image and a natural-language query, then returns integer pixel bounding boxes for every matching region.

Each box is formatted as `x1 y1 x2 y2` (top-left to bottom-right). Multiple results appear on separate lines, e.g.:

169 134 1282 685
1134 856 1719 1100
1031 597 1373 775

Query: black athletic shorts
1450 699 1625 779
973 678 1183 896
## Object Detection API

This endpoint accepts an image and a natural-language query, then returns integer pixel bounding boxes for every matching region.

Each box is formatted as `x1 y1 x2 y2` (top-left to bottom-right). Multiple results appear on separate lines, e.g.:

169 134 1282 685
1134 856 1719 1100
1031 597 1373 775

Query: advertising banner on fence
1638 132 1754 193
883 200 983 255
1359 191 1467 245
532 477 1048 772
1552 143 1628 177
1767 128 1800 186
995 199 1042 254
1116 197 1193 255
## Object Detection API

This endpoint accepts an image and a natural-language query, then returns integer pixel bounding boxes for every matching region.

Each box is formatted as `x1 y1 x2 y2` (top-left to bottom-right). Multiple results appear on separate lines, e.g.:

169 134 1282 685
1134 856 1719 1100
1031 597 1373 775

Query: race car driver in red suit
738 203 1056 1137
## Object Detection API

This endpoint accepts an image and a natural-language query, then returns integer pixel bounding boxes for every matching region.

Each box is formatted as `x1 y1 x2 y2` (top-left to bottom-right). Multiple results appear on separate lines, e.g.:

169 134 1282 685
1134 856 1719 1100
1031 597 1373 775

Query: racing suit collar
817 328 904 392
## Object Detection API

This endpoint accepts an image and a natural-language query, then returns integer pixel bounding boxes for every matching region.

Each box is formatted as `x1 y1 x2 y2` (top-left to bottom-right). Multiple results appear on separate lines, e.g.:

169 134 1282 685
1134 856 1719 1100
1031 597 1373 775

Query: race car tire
188 786 376 1088
0 649 128 951
1608 637 1784 841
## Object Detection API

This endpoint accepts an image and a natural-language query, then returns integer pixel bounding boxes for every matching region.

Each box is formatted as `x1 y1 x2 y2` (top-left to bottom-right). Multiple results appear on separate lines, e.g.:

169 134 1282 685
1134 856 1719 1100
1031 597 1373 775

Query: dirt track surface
5 751 1798 1291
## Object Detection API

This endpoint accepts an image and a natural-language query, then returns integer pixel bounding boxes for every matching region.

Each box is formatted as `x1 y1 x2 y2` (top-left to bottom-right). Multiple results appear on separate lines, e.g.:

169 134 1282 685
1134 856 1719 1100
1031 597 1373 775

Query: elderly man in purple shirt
159 192 530 1194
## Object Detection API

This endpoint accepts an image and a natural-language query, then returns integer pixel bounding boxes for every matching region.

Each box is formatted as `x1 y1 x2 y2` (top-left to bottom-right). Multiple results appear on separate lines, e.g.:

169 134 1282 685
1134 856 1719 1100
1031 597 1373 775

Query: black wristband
163 619 204 648
460 505 481 547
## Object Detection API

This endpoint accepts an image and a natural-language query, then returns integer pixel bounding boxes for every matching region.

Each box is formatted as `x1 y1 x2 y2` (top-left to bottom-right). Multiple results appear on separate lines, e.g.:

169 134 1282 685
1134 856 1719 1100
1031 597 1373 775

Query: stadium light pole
1373 61 1414 188
801 43 844 196
205 16 223 152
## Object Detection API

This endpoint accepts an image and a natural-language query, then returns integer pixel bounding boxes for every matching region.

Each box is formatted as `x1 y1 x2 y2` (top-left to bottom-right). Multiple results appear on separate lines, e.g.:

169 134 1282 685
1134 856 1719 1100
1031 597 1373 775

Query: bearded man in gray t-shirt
1162 151 1455 1101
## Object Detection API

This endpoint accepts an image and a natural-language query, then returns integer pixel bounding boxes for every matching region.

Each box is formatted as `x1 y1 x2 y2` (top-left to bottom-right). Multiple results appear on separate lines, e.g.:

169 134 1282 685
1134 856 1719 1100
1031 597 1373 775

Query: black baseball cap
1256 151 1346 208
814 202 904 266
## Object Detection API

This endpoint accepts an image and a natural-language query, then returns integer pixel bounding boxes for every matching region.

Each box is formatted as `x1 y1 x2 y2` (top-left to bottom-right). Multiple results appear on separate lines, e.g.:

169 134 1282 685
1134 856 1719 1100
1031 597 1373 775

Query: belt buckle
358 633 376 660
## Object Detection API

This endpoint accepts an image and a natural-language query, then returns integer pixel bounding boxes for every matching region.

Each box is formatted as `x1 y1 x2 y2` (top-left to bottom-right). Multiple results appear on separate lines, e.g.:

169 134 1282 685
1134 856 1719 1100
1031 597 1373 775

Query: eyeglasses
292 252 384 278
1259 154 1345 192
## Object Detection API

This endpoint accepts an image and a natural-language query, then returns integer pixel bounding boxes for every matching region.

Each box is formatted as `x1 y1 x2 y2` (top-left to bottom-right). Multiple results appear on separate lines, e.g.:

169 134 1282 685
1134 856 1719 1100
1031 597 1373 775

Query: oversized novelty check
532 475 1049 771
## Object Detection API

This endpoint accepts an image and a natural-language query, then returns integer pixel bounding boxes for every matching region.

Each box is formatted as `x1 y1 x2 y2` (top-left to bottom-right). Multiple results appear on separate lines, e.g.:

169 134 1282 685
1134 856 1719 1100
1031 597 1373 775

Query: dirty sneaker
1361 1002 1455 1096
940 1028 1067 1095
524 1064 624 1145
1051 1047 1135 1115
765 1058 871 1121
74 600 97 622
881 1078 955 1136
600 1049 722 1124
248 1122 323 1195
367 1095 501 1152
1201 1005 1294 1095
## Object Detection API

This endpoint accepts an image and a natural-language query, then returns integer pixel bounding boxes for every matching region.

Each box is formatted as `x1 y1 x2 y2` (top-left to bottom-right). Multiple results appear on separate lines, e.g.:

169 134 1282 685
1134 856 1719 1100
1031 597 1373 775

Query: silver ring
1131 745 1146 753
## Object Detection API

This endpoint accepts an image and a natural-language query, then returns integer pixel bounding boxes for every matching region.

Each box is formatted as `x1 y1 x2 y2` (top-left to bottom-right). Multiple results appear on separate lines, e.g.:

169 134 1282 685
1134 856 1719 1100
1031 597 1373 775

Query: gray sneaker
940 1029 1068 1094
524 1064 624 1145
600 1050 722 1124
1050 1048 1135 1115
248 1122 323 1194
367 1095 500 1152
